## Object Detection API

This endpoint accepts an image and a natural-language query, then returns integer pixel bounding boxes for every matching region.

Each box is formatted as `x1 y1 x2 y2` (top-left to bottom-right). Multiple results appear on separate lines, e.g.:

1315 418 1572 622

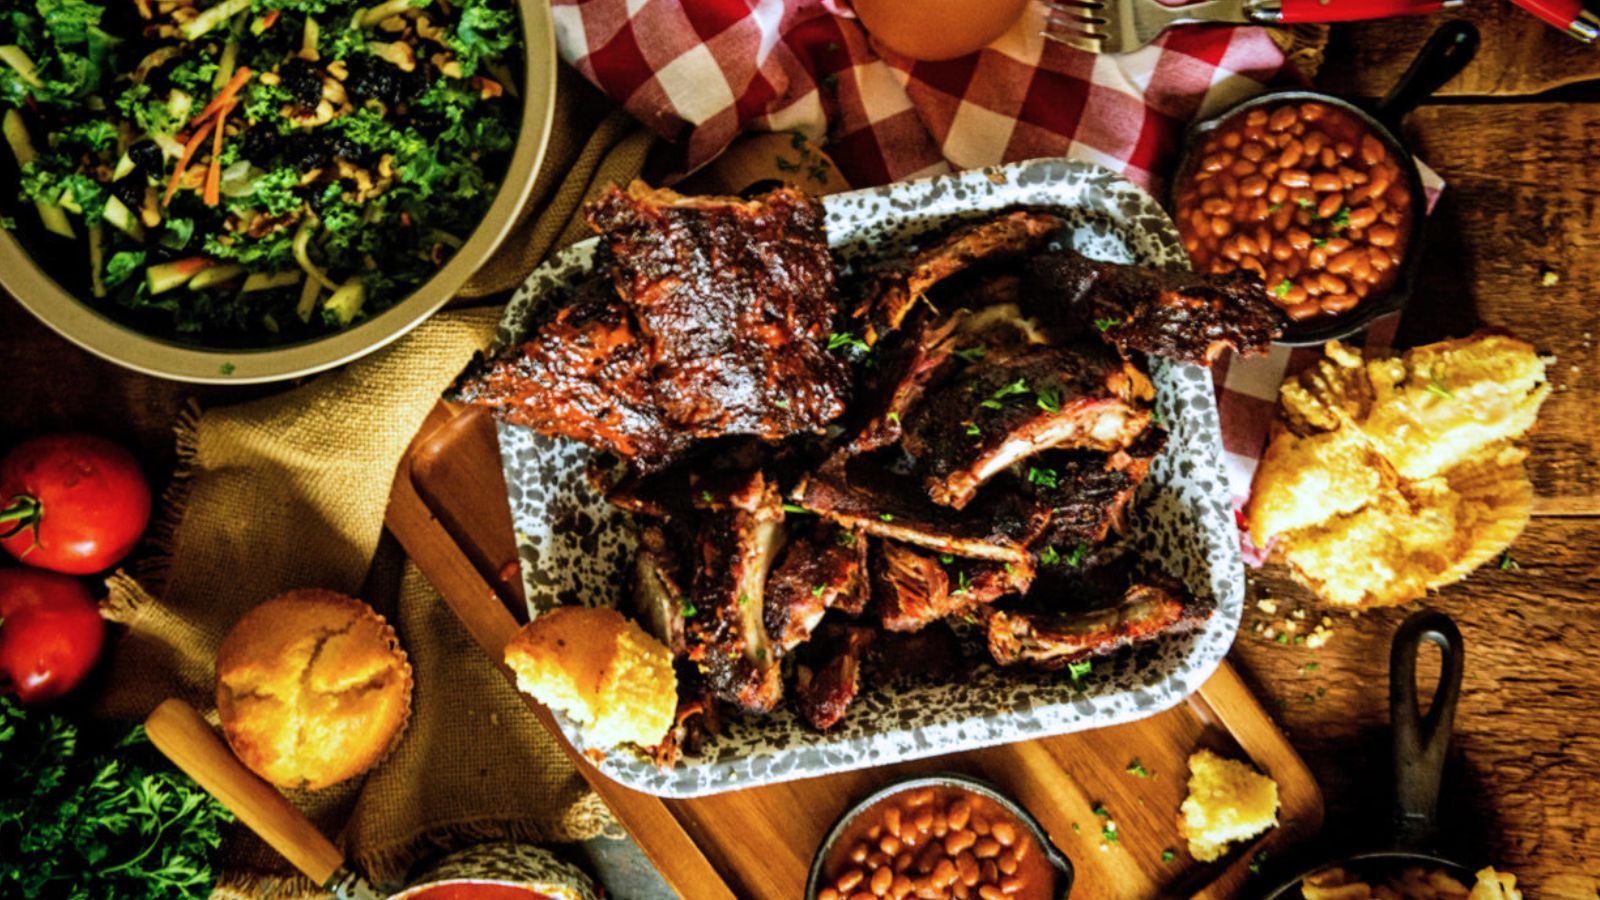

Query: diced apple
187 263 246 290
102 195 146 241
147 257 214 294
322 277 366 326
242 270 303 292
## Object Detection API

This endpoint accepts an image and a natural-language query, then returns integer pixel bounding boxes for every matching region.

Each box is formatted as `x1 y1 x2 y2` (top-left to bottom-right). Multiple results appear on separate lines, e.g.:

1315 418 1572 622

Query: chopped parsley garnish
939 553 955 565
827 331 870 352
1064 543 1088 567
1102 821 1119 843
952 569 972 596
1039 545 1062 566
953 345 986 363
1499 550 1518 570
738 593 750 607
1125 758 1151 778
774 397 790 408
1273 279 1293 297
1302 661 1320 674
885 411 900 425
1296 197 1315 209
1425 378 1456 400
1249 850 1268 874
879 513 895 522
1035 386 1062 413
1092 803 1110 818
680 600 698 618
701 490 714 503
1162 849 1176 863
755 648 767 662
835 530 857 547
811 584 826 598
965 422 982 436
1266 202 1282 213
781 503 812 515
1150 409 1165 426
980 377 1030 410
1071 822 1081 833
1312 237 1329 248
1026 466 1058 489
1329 206 1351 230
1003 562 1017 575
1093 317 1120 333
1068 658 1092 683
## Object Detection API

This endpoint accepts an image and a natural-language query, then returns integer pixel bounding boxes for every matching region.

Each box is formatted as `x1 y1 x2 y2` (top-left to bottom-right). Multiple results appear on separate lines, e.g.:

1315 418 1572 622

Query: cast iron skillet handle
1389 610 1464 852
1373 21 1479 134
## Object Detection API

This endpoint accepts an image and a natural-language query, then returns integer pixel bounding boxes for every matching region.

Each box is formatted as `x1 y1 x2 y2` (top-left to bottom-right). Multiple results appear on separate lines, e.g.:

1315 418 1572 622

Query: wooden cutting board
385 402 1325 899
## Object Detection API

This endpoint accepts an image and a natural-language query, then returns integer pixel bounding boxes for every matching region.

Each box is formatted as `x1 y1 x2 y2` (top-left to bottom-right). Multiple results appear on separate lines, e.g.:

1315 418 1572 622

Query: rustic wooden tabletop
4 16 1596 896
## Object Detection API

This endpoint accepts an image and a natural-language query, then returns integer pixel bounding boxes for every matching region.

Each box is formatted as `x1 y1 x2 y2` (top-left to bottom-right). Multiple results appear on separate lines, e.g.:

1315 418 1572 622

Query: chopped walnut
430 51 462 79
326 59 349 81
370 41 417 72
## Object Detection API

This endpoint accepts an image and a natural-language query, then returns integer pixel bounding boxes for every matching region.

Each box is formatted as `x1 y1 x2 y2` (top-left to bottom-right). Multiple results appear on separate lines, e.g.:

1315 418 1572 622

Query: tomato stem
0 495 41 542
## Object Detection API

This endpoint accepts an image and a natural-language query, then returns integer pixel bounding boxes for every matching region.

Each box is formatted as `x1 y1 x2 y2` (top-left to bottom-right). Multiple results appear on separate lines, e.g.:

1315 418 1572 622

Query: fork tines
1043 0 1109 52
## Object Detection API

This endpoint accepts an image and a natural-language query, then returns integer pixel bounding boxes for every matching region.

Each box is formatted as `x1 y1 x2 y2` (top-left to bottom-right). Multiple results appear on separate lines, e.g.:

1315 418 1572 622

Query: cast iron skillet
1171 22 1479 347
1258 610 1474 898
805 773 1076 898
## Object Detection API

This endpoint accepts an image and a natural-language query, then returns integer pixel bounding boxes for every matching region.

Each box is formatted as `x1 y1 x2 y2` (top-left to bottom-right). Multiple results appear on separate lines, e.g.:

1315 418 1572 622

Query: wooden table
4 18 1597 896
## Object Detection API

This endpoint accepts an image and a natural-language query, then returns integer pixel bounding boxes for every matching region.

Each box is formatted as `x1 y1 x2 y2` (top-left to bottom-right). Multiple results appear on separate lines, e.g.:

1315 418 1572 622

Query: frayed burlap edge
208 793 619 899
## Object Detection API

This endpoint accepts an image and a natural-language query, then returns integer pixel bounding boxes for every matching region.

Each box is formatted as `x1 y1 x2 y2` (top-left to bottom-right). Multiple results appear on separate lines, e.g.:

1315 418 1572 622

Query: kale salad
0 0 520 339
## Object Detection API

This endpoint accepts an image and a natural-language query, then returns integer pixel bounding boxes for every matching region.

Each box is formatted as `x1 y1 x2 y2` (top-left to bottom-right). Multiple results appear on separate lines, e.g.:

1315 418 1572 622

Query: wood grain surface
4 20 1600 897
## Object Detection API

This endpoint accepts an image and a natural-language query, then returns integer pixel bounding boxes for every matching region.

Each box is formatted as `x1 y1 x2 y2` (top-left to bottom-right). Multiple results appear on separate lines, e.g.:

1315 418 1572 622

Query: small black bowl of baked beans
1170 22 1478 345
806 774 1073 900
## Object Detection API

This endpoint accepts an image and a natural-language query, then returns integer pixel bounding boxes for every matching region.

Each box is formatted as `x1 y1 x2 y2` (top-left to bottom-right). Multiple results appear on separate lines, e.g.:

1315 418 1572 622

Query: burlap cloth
97 65 654 898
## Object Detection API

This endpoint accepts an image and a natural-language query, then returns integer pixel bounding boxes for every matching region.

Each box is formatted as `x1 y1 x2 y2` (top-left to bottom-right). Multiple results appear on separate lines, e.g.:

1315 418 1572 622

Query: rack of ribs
452 182 850 467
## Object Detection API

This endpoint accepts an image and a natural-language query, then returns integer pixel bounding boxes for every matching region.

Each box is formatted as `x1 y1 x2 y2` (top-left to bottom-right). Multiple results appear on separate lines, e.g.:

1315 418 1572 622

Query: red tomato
0 569 106 704
1 434 152 574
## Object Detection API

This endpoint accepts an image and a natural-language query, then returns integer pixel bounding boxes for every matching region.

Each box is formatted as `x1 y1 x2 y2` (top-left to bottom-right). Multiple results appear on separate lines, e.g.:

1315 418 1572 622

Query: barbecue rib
985 582 1215 669
854 211 1065 343
683 471 787 713
873 541 1033 633
1024 247 1283 365
791 453 1055 567
453 183 849 465
1025 428 1167 554
901 342 1154 509
794 625 876 732
764 523 869 658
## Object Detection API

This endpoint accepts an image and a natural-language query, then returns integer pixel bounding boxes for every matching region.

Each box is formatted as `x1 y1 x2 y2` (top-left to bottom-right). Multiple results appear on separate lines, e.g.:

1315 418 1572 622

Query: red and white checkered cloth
551 0 1439 556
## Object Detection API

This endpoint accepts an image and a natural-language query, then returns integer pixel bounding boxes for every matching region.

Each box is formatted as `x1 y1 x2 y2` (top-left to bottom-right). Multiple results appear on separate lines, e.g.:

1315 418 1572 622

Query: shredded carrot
203 101 234 206
163 117 216 206
260 9 279 28
190 66 252 130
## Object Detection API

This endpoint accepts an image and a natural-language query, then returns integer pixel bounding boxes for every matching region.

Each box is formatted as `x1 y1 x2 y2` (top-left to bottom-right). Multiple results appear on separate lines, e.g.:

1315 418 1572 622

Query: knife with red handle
1251 0 1464 22
1510 0 1600 42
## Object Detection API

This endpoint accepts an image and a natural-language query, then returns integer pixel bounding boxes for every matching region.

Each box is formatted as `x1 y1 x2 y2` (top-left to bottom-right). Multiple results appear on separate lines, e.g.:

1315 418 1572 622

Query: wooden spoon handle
145 698 346 886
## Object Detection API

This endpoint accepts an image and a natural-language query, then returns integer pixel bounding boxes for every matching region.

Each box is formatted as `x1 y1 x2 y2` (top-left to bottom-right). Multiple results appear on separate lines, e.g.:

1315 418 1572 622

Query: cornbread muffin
216 589 412 790
504 606 676 749
1178 749 1280 863
1248 334 1549 608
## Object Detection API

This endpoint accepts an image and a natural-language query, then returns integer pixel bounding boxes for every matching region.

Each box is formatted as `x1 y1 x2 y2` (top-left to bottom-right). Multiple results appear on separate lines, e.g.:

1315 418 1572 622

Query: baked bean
1381 207 1402 225
1319 146 1338 168
1324 237 1351 254
932 811 948 838
1360 134 1386 166
1239 175 1268 198
1285 228 1312 250
971 816 989 837
998 853 1018 876
1246 108 1268 127
880 835 902 857
1278 168 1310 187
913 808 933 832
872 866 894 896
990 821 1016 847
1269 238 1293 262
946 799 971 830
1277 138 1303 169
953 884 970 900
946 829 976 855
1311 172 1342 193
1210 217 1231 238
1353 279 1370 298
907 789 934 808
1322 292 1359 314
1001 875 1025 895
1268 105 1297 131
1319 273 1348 295
868 825 882 841
1326 249 1364 275
851 843 871 864
932 859 959 888
868 852 890 870
1347 206 1378 229
1260 160 1280 180
837 869 865 892
884 808 902 837
1350 254 1373 283
981 860 1000 883
1286 300 1321 321
1369 223 1398 247
957 851 980 886
821 889 841 900
1239 255 1266 278
1240 141 1265 162
974 837 1001 859
1271 205 1294 231
851 891 875 900
979 887 1005 900
1230 159 1255 178
1221 130 1241 149
1335 140 1354 159
1220 174 1239 200
916 846 941 874
1290 120 1305 136
1300 101 1326 121
1282 285 1308 305
1316 192 1343 220
1302 130 1326 157
1338 165 1367 187
891 875 913 899
894 853 913 872
1369 247 1393 272
1234 234 1259 258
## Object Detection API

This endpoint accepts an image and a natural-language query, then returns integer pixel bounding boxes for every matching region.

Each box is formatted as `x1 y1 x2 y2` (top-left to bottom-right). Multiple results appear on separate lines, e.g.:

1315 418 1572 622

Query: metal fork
1044 0 1462 55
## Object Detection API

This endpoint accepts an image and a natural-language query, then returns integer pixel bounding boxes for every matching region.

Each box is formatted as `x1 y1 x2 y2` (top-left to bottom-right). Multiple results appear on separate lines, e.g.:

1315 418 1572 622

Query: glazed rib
873 541 1033 633
763 523 869 658
1024 247 1284 365
854 210 1064 342
984 582 1215 669
794 625 876 732
901 343 1154 509
683 471 787 713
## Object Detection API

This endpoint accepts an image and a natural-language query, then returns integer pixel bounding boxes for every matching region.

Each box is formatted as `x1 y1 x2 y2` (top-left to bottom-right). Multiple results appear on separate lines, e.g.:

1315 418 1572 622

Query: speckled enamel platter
489 158 1245 798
